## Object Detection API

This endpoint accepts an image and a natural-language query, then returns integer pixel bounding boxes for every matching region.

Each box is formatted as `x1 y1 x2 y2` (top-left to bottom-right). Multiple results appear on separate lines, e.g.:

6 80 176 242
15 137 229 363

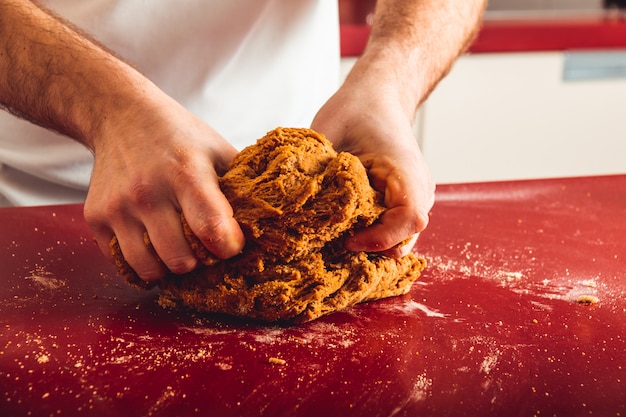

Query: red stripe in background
340 18 626 57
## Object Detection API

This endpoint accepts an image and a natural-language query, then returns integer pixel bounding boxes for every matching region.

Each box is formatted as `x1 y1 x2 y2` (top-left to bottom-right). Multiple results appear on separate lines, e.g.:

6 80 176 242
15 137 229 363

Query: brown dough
111 127 426 323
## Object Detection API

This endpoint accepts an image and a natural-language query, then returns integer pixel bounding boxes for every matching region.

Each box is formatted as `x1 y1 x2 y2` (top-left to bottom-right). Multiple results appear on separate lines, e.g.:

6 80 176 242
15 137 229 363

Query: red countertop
1 175 625 416
340 16 626 56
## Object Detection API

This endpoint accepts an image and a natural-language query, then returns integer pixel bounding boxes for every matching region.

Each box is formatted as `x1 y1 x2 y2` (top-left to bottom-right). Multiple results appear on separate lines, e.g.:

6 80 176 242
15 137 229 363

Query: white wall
419 51 626 183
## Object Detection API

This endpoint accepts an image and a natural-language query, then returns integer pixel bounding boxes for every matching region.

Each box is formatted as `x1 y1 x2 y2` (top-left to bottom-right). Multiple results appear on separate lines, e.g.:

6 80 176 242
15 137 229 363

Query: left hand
311 72 435 258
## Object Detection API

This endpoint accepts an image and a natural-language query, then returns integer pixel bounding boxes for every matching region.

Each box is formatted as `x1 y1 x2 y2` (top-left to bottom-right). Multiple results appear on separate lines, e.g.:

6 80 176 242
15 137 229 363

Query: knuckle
126 254 167 282
82 205 100 228
413 210 430 233
162 255 197 275
127 181 160 209
412 193 434 233
136 267 167 283
84 194 127 225
190 214 243 259
397 206 429 236
194 215 229 246
83 195 107 225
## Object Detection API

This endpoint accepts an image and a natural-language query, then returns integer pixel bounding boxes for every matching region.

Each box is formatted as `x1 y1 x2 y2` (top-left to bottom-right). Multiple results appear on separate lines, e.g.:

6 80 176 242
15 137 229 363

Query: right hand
83 96 245 283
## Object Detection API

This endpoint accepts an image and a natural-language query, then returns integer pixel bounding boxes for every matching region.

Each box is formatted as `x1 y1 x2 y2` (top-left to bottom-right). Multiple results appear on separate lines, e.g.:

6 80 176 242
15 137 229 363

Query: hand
311 73 435 258
83 97 245 282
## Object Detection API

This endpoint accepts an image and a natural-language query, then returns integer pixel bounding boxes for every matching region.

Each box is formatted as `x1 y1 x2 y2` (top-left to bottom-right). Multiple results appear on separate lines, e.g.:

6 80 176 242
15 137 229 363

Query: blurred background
488 0 603 13
338 0 626 184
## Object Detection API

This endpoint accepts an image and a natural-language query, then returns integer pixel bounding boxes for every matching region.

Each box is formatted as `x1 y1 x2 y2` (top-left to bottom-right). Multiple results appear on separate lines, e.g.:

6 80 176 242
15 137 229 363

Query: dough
111 127 426 323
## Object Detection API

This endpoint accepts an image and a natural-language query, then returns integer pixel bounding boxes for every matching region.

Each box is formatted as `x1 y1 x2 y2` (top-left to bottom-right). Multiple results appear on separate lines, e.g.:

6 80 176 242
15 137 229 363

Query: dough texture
111 127 426 323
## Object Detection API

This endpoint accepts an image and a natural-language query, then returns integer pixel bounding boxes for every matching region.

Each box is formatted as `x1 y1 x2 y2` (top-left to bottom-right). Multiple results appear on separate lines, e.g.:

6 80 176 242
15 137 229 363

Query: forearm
0 0 157 150
347 0 486 120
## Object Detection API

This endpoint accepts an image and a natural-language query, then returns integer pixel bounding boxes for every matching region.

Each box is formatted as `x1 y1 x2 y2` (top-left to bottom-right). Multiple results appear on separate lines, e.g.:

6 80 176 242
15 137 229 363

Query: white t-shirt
0 0 340 206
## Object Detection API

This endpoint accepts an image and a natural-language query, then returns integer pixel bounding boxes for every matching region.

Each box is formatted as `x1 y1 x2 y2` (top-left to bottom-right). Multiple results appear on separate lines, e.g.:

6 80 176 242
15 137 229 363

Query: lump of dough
111 127 426 323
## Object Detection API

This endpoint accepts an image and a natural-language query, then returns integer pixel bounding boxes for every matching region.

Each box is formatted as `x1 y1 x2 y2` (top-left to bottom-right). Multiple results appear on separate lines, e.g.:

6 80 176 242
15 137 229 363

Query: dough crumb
268 357 287 366
576 295 599 305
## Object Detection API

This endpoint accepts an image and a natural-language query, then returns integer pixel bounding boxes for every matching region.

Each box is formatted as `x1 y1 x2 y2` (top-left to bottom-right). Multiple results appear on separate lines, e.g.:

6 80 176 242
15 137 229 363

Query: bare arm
0 0 142 147
0 0 245 281
361 0 485 118
312 0 486 255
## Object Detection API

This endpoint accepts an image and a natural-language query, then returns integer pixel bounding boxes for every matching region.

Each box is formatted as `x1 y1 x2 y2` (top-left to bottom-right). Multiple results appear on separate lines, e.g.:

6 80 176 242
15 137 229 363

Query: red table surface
1 175 625 417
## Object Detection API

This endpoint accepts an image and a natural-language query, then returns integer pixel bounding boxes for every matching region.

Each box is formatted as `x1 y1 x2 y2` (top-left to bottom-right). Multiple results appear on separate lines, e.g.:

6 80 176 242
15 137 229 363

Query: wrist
345 45 424 121
83 73 165 153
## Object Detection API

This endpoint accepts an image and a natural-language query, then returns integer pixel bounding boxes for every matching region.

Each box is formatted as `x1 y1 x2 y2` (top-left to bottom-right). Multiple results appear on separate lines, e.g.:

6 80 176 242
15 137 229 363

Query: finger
110 224 168 282
179 180 245 260
345 204 426 253
142 207 198 275
346 167 433 254
380 233 419 258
